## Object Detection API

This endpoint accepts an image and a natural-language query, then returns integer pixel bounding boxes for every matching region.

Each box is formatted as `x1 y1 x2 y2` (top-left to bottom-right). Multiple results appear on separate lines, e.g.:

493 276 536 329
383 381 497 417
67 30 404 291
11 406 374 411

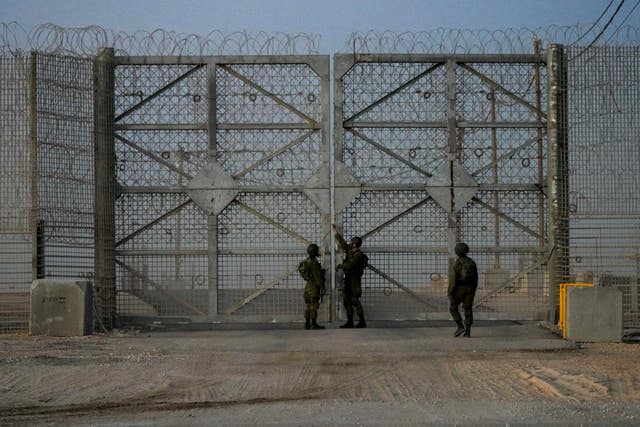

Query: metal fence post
546 44 569 323
28 52 39 282
207 61 218 317
94 47 116 329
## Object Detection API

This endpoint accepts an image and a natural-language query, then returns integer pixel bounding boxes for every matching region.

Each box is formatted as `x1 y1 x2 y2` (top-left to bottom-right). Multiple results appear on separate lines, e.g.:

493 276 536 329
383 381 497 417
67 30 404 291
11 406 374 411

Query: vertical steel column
332 56 348 322
546 44 569 322
446 59 457 270
176 150 183 281
534 40 546 249
490 88 501 268
207 61 218 316
318 57 332 322
94 47 116 328
28 52 39 282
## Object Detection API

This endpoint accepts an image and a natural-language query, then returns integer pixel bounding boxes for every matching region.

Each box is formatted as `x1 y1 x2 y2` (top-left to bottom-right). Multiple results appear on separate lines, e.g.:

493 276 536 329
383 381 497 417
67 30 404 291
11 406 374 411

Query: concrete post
93 47 116 329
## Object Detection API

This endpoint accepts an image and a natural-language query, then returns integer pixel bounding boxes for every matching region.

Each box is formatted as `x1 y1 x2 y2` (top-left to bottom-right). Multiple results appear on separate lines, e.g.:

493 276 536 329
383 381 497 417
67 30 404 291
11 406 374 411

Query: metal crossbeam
116 259 206 316
361 197 432 240
344 62 443 125
232 129 316 179
115 64 205 122
367 264 439 309
115 134 193 179
219 64 318 126
472 197 547 242
348 129 433 178
116 200 192 247
472 255 550 307
472 135 540 176
458 63 547 119
223 267 297 315
235 200 311 245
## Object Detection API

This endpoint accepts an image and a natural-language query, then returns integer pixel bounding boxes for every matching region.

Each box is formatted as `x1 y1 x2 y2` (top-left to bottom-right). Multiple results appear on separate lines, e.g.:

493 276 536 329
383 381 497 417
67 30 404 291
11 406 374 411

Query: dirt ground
0 321 639 426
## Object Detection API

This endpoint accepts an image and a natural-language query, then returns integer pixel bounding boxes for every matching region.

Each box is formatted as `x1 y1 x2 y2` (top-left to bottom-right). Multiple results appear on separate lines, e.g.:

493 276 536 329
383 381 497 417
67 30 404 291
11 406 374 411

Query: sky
2 0 640 52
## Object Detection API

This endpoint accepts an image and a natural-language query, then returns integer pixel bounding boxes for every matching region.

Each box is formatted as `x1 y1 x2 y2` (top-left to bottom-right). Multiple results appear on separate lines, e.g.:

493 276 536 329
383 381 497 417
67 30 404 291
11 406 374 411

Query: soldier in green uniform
298 243 326 330
332 224 368 329
448 242 478 337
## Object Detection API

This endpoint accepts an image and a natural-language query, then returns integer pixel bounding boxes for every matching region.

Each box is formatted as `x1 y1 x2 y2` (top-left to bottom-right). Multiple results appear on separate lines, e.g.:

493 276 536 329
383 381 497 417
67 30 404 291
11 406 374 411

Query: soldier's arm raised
334 231 348 252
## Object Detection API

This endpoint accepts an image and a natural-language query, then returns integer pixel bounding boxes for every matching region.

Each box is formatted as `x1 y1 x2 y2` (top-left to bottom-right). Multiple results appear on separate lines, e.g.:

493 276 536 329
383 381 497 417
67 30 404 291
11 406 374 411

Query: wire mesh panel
0 55 31 333
34 53 95 282
567 46 640 328
336 54 549 320
113 56 329 323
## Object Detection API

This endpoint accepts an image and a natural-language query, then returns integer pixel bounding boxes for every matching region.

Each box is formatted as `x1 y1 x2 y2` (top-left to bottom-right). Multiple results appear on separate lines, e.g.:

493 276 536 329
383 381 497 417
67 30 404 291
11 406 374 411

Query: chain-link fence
567 45 640 328
1 24 639 332
0 55 32 333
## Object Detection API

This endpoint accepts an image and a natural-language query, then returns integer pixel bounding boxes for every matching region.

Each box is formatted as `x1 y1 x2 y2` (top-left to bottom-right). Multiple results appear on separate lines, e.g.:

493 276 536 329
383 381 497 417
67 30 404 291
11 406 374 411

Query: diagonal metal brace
367 263 439 310
223 267 297 315
116 259 206 316
115 64 205 122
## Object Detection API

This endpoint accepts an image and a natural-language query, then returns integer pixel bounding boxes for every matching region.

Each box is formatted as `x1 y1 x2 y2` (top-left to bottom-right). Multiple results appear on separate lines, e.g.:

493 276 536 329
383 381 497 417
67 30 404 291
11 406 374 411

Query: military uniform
299 244 326 329
335 232 368 328
448 243 478 337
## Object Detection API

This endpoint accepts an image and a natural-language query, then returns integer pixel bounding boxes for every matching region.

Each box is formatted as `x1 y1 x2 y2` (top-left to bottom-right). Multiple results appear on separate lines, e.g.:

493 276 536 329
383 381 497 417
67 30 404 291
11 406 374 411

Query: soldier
298 243 326 330
448 242 478 337
332 224 368 329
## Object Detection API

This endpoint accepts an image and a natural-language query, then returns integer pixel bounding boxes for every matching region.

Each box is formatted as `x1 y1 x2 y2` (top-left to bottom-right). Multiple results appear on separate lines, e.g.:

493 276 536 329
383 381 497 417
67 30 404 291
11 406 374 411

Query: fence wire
1 22 321 57
1 23 640 332
0 55 31 333
344 25 640 54
567 45 640 327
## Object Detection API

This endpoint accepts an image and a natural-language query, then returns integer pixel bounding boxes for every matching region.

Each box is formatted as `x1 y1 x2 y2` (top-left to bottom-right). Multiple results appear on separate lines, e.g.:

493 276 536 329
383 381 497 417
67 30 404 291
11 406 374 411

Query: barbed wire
1 22 321 56
3 22 640 57
343 24 640 54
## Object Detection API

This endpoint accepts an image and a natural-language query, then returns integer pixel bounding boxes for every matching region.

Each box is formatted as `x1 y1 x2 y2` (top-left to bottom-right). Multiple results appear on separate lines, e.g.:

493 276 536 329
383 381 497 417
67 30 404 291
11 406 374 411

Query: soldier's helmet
307 243 320 257
455 242 469 256
350 236 363 248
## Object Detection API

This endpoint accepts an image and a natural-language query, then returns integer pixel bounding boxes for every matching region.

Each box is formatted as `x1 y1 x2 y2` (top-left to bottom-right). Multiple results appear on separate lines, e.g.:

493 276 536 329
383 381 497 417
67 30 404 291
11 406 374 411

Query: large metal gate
334 53 552 320
99 49 563 324
110 54 330 322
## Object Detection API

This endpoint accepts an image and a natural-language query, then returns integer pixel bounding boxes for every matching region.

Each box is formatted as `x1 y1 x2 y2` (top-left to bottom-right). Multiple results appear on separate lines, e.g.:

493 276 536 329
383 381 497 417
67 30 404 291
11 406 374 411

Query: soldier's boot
340 315 354 328
463 324 471 337
305 320 311 330
355 315 366 329
454 321 465 337
311 318 325 330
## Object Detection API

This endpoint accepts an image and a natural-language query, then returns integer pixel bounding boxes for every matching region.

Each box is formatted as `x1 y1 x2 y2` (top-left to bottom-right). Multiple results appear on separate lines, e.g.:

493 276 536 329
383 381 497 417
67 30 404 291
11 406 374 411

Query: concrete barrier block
30 279 93 336
566 286 623 342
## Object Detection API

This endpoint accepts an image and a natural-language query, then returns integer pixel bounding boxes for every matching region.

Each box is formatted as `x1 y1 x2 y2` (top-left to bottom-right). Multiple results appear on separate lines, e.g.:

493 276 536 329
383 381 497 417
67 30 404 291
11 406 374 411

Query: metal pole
207 61 218 316
546 44 569 323
332 56 348 322
176 150 183 283
490 87 501 269
94 47 117 329
534 40 546 250
28 52 39 282
446 59 457 271
318 57 332 323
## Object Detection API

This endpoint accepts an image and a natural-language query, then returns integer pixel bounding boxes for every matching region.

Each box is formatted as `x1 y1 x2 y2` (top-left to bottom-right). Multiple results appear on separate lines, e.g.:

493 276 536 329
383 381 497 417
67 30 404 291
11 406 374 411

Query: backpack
298 260 310 281
456 258 476 285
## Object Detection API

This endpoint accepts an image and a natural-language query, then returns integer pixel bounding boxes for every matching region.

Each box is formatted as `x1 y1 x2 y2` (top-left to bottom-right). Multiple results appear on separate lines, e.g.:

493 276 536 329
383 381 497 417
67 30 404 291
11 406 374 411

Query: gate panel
335 54 549 320
113 56 330 322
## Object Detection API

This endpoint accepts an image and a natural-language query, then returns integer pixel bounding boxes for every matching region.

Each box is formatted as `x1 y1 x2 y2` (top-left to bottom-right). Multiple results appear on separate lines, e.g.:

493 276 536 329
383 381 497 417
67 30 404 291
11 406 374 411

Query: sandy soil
0 322 639 425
